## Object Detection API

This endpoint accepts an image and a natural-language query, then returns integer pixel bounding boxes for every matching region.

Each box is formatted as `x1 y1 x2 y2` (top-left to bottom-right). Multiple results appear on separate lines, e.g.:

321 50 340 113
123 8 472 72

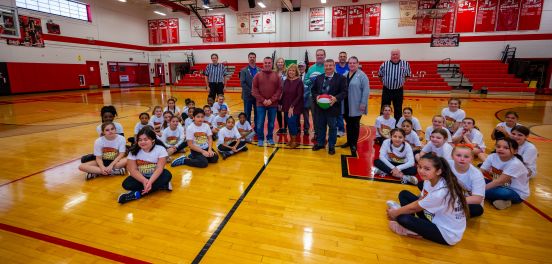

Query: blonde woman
275 57 287 134
281 64 304 148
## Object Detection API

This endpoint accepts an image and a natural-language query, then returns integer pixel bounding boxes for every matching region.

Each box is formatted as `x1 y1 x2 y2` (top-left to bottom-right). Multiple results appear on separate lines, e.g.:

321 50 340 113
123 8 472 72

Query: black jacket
311 73 348 117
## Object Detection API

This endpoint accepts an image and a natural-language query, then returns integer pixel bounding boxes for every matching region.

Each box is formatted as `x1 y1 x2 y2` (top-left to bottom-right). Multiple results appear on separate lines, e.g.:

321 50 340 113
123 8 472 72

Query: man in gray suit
240 52 261 126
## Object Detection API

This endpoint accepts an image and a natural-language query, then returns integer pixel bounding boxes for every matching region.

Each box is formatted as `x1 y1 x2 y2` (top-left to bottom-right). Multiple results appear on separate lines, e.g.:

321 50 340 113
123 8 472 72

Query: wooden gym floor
0 87 551 263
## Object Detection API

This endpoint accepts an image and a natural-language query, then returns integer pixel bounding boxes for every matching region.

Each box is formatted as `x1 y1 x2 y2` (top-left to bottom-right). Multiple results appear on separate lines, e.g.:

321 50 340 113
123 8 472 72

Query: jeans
256 106 277 141
315 113 337 148
396 190 449 245
485 186 523 203
381 87 404 121
285 112 299 136
302 108 311 131
122 169 172 192
244 98 257 126
337 114 345 133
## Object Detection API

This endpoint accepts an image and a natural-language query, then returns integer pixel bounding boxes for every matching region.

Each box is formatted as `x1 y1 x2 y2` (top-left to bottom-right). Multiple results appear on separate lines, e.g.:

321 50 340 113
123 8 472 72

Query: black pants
397 190 449 245
381 87 404 121
167 141 187 152
276 110 287 130
122 169 172 192
374 159 417 176
344 114 361 148
217 141 247 153
208 82 224 100
187 148 219 168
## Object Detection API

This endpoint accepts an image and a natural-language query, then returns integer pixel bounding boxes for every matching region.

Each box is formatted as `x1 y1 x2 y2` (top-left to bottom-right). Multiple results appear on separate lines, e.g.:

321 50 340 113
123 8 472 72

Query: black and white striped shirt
378 60 411 90
205 63 227 83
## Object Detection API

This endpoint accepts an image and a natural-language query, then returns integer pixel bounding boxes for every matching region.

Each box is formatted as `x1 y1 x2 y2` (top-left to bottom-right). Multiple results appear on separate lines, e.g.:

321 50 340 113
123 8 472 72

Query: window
16 0 91 22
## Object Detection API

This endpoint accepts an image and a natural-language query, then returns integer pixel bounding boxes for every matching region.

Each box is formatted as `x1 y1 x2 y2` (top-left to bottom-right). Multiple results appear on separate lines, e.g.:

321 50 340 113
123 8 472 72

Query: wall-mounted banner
399 1 417 27
332 6 348 37
455 0 477 32
475 0 499 32
431 33 460 47
6 15 44 47
309 7 325 31
364 3 381 36
518 0 543 30
496 0 521 31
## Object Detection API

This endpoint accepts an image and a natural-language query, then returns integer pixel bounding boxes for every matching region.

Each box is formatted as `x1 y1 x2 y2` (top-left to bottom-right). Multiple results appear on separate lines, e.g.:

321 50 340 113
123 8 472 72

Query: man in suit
311 59 348 155
240 52 261 126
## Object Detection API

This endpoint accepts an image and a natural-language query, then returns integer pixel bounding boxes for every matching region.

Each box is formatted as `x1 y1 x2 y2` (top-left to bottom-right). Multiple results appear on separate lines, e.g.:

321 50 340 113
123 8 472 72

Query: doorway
85 61 101 88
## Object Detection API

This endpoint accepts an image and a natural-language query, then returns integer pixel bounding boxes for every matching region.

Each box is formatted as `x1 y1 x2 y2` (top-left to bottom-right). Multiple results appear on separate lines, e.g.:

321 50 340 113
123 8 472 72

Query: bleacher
456 61 533 93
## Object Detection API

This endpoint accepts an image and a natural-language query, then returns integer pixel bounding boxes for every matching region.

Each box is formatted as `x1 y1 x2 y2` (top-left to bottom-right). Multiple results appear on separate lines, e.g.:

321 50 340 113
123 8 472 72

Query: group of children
375 98 539 246
78 95 256 204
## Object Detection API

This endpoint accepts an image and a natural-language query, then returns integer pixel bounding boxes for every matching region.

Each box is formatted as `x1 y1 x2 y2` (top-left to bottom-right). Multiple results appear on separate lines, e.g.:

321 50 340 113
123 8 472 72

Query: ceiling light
258 2 266 8
118 0 126 2
321 0 326 3
154 11 166 16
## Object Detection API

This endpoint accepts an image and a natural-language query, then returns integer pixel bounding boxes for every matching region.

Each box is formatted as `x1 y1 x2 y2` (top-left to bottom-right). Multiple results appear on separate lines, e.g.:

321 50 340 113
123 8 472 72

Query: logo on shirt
167 136 179 145
216 122 225 128
490 166 510 187
224 136 236 145
381 124 391 137
102 147 118 161
194 132 208 146
388 152 406 164
423 210 435 222
136 159 156 177
444 116 456 129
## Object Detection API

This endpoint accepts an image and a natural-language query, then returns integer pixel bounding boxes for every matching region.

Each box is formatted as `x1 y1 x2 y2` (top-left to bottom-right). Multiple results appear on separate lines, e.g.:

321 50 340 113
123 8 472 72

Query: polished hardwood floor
0 87 550 263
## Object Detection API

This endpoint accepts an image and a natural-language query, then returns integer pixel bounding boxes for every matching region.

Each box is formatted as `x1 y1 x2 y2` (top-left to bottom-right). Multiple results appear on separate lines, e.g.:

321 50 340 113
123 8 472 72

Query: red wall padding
7 62 88 94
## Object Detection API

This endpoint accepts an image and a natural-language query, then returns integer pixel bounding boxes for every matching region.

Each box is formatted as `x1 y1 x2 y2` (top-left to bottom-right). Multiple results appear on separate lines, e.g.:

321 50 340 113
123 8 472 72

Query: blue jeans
315 113 337 148
285 112 299 136
337 114 345 133
485 186 523 203
256 106 277 141
244 98 257 126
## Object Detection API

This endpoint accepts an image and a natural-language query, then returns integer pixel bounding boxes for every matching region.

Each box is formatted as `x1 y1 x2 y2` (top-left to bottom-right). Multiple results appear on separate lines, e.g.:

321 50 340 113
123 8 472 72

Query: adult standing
240 52 261 126
311 59 348 155
298 61 310 135
340 56 370 156
274 57 287 134
252 57 282 146
204 53 228 100
304 49 326 138
281 64 304 148
378 49 411 121
335 51 349 137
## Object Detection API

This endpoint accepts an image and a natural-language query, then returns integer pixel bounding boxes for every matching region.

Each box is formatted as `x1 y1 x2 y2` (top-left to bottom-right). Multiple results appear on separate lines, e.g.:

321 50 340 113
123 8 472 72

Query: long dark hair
419 153 470 218
129 126 158 156
496 138 524 162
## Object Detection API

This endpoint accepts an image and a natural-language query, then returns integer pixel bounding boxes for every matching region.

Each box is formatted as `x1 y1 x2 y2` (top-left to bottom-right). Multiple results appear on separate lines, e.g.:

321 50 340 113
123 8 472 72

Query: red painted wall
7 62 87 94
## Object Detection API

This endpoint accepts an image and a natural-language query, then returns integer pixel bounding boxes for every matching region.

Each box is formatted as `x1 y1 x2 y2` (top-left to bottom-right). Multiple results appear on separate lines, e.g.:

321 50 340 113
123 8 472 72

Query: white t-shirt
405 131 422 147
151 115 164 130
204 115 215 127
133 121 154 135
186 122 212 150
425 126 453 143
164 106 181 115
379 139 415 171
517 141 538 178
217 127 242 146
496 122 521 135
184 118 194 128
214 115 229 129
127 145 168 178
236 120 252 132
422 142 453 160
397 117 422 131
419 178 466 245
453 128 486 150
448 160 486 204
481 153 530 200
96 122 124 136
441 108 466 131
161 126 185 147
212 102 230 115
375 116 396 137
93 135 126 161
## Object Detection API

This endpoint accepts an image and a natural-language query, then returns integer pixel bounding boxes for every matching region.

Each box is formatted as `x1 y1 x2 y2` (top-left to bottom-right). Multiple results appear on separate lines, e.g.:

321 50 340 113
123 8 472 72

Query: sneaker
257 140 264 147
162 182 173 191
111 168 126 175
242 146 249 152
389 221 419 236
386 200 401 209
221 151 231 160
337 131 345 137
85 173 98 180
402 175 419 185
118 191 141 204
372 168 387 176
171 155 187 167
492 200 512 210
267 139 275 145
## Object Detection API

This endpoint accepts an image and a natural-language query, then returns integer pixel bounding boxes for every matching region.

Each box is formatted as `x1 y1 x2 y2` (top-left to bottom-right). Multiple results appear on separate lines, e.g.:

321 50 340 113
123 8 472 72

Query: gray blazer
346 70 370 117
240 66 261 101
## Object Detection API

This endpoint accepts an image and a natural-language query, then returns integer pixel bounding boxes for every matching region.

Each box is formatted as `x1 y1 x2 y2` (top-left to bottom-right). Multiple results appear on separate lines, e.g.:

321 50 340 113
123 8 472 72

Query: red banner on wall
416 0 436 34
347 5 364 37
364 3 381 36
434 0 456 33
496 0 521 31
203 15 226 43
332 6 348 38
455 0 478 32
475 0 499 32
168 18 179 44
518 0 543 30
158 19 169 44
148 20 158 44
148 19 179 44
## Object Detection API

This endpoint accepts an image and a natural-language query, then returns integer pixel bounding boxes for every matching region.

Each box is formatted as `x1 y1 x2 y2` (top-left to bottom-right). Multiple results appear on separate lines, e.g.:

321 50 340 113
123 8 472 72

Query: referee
204 53 228 100
378 49 411 121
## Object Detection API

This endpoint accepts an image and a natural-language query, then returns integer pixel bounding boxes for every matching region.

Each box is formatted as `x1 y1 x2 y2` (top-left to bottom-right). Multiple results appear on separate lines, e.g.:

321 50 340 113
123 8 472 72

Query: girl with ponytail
386 153 468 246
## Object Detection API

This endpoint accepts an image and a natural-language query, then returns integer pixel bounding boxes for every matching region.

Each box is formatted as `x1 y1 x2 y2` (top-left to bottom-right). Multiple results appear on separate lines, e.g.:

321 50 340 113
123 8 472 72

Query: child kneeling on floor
171 108 219 168
217 116 248 160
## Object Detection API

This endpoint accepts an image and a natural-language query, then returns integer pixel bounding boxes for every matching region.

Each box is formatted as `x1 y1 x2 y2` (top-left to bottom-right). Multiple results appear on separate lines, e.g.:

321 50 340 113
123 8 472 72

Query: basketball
317 94 332 109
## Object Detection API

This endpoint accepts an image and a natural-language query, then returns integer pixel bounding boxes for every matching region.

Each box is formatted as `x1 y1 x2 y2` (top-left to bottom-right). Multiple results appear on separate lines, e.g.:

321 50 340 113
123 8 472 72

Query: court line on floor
523 201 552 223
191 147 280 264
0 157 80 188
0 223 151 263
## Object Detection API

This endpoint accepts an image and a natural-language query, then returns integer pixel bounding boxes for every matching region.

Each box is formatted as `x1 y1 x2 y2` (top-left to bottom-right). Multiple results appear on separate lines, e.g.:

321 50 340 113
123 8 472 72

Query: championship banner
148 20 159 44
434 0 456 33
158 19 169 44
203 15 225 43
518 0 542 30
431 33 460 47
168 18 179 44
399 0 417 27
455 0 478 32
416 0 436 34
237 14 250 34
496 0 521 31
364 4 381 36
347 5 364 37
309 7 325 31
6 15 44 47
332 6 347 37
262 11 276 33
475 0 499 32
250 13 262 34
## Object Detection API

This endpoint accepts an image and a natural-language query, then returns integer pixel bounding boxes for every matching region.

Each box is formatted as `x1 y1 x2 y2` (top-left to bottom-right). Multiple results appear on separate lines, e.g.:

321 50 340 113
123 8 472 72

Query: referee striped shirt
378 60 411 90
205 63 227 83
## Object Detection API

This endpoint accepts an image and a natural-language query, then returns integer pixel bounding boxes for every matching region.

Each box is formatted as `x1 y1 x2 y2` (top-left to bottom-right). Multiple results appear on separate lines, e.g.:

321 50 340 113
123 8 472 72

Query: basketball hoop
412 8 448 19
196 25 221 42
